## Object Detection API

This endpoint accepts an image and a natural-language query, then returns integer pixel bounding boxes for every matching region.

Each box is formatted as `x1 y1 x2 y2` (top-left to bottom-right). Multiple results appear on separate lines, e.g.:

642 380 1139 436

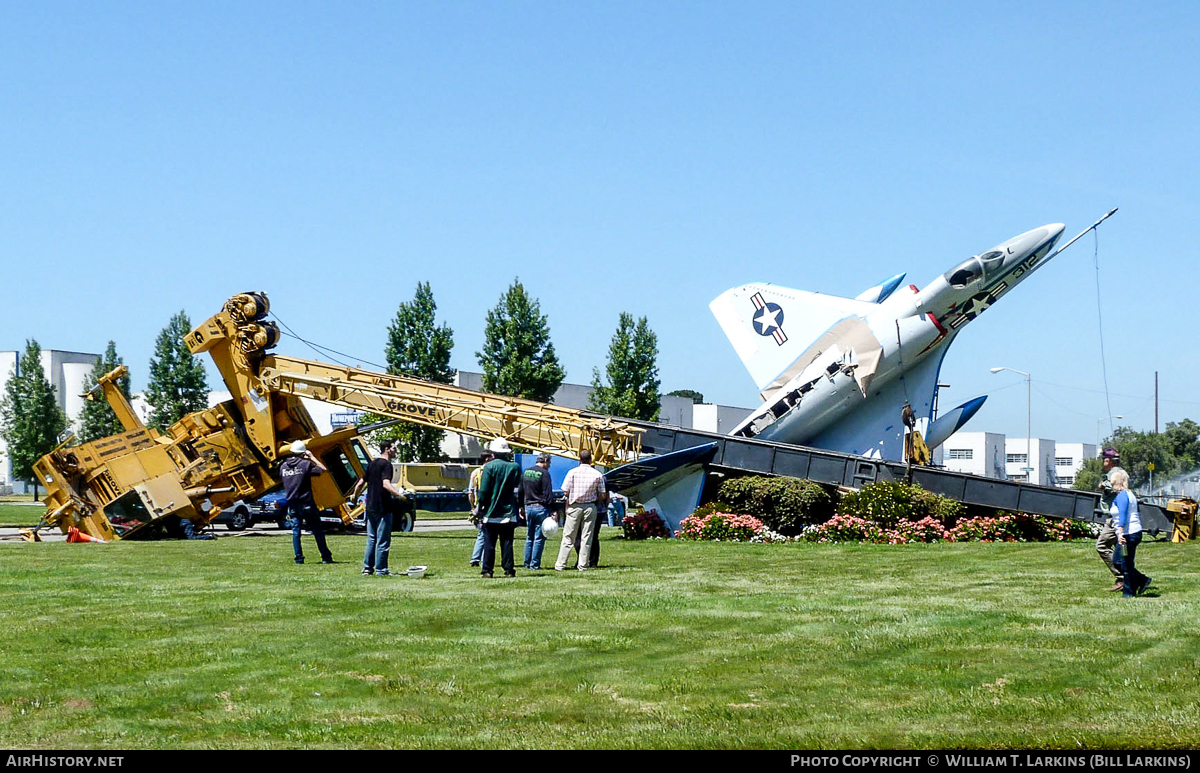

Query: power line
271 313 389 372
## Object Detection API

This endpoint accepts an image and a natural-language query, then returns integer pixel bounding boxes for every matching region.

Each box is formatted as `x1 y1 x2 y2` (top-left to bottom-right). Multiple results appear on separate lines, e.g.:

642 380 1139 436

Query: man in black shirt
281 440 333 565
522 453 554 570
350 439 403 576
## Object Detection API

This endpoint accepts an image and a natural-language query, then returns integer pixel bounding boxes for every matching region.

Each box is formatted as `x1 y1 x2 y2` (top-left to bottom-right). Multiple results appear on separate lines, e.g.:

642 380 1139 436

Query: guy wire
1093 229 1116 440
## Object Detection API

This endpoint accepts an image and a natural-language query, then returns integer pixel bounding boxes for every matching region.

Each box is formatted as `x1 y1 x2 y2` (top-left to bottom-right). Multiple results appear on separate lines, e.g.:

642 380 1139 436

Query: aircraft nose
1045 223 1065 246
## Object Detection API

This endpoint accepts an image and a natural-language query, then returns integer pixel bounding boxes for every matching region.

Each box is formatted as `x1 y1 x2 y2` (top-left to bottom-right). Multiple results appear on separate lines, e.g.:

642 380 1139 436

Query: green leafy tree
1073 457 1103 494
476 279 565 402
1074 419 1200 493
588 312 661 421
78 341 132 442
0 340 68 499
363 283 457 462
667 389 705 404
145 311 210 432
1163 419 1200 472
1107 426 1175 490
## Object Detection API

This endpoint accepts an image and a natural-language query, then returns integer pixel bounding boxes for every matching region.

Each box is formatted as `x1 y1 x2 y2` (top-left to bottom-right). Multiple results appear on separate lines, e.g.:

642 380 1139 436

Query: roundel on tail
750 293 788 345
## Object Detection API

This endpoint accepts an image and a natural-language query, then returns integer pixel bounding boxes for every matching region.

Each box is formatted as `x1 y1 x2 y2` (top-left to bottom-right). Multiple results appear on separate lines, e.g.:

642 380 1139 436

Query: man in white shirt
554 450 608 572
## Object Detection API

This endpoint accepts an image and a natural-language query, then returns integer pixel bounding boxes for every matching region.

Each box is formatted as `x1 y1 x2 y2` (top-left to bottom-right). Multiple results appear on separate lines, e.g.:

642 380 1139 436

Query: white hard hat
540 516 560 538
488 438 512 454
290 440 307 455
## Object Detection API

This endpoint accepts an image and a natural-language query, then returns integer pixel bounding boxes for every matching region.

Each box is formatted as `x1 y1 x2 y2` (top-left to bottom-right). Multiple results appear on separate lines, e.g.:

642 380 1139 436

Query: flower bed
676 512 765 542
807 511 1096 544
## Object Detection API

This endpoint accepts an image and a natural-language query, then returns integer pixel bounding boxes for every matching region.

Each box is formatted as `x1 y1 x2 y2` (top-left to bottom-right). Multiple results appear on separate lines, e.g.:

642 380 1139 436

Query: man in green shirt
476 438 525 578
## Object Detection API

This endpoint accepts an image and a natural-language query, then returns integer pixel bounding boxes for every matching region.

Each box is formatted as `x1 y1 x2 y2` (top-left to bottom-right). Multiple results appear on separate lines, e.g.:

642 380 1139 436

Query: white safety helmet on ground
290 440 307 455
488 438 512 455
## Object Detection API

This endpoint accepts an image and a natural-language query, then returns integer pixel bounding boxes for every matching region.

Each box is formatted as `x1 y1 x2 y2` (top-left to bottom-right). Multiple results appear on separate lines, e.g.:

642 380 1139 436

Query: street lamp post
991 367 1032 482
1096 415 1123 448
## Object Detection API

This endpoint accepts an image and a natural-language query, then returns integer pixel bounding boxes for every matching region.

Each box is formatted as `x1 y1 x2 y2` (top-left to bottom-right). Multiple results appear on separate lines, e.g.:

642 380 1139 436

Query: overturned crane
29 292 644 541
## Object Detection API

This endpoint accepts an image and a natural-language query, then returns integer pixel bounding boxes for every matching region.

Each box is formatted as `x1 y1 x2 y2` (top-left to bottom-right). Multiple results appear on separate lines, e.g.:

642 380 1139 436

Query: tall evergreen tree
145 311 210 432
367 283 457 462
0 340 68 499
78 341 132 442
476 279 565 402
588 313 661 421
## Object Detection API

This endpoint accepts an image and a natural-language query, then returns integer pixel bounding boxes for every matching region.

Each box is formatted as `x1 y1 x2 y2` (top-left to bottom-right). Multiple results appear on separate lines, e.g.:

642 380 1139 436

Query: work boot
1108 581 1124 592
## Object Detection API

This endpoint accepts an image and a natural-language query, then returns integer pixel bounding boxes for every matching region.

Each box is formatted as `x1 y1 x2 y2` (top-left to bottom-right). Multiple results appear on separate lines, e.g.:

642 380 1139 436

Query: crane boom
259 356 642 468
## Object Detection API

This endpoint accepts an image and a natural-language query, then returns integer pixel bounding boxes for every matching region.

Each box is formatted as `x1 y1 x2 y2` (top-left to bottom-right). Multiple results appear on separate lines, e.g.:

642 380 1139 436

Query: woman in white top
1110 469 1151 597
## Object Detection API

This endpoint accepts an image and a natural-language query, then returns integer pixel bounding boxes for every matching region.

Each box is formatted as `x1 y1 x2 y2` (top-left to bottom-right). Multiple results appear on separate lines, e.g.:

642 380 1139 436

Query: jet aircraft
710 214 1114 461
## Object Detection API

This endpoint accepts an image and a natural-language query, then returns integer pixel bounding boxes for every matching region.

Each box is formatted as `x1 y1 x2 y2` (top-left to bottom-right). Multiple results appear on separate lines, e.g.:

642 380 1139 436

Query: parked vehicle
212 492 292 531
212 500 254 531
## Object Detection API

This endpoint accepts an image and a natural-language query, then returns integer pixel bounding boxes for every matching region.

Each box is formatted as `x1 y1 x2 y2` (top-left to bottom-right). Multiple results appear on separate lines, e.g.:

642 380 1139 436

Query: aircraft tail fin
710 283 876 394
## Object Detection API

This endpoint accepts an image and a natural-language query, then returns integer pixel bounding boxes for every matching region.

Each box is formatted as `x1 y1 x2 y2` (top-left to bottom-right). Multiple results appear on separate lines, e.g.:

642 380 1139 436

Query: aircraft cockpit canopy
944 250 1005 288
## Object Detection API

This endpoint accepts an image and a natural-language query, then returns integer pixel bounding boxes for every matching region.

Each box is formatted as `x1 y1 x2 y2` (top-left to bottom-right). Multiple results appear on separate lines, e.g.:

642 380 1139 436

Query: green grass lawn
1 530 1197 749
0 502 45 528
0 504 466 530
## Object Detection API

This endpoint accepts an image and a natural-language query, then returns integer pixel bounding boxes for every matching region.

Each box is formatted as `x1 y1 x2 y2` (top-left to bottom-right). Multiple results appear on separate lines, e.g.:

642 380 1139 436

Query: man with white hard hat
280 439 334 565
474 438 525 578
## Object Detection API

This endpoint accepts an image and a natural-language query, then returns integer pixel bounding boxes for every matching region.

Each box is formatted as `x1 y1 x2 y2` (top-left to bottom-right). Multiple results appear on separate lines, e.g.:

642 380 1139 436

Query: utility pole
1155 371 1159 434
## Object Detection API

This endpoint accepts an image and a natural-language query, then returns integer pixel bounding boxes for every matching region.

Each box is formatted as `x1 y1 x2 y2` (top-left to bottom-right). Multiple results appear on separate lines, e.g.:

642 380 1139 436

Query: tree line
356 279 665 462
1 280 673 490
1073 419 1200 494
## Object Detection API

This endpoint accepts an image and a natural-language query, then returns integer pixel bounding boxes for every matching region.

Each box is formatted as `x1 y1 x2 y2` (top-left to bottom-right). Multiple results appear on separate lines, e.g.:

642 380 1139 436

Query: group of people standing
280 435 608 579
1094 447 1153 598
468 439 608 578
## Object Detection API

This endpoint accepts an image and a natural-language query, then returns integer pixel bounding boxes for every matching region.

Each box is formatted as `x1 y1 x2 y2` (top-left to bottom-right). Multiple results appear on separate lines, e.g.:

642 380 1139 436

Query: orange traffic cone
66 526 108 544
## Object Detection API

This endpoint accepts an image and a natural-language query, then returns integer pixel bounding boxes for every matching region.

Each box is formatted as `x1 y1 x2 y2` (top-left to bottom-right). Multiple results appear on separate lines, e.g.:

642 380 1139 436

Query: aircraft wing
805 348 949 460
710 284 877 395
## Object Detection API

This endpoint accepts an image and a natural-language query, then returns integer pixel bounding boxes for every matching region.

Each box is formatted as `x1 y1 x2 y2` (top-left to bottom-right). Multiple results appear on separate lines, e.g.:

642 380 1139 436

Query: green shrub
621 509 670 540
689 501 736 520
716 476 836 535
838 480 963 526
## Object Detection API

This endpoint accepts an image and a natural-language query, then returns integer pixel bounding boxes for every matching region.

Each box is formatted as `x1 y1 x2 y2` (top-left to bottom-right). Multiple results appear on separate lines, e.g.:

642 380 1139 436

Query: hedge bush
837 480 964 526
715 476 836 535
621 509 671 540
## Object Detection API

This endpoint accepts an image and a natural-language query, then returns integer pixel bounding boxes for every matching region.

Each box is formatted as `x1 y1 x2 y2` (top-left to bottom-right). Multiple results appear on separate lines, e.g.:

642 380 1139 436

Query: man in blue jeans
280 440 333 565
467 449 494 567
350 439 403 576
522 453 554 570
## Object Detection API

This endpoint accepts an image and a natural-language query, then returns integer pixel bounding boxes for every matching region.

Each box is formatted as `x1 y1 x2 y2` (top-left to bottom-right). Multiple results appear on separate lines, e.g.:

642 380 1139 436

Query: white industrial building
1052 443 1097 489
937 431 1007 480
1004 437 1057 486
0 348 100 493
938 430 1097 489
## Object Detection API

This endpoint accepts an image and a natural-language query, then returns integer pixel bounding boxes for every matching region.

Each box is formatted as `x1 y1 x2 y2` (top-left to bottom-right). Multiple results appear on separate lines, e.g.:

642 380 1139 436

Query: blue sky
2 1 1197 446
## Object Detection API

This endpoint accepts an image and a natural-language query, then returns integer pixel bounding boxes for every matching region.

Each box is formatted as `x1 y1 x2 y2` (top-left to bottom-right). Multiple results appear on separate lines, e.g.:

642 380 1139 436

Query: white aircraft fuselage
710 223 1066 459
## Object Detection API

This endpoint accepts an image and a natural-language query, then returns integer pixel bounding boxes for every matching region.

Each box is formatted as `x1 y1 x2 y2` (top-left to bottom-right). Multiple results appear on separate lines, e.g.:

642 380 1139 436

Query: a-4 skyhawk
709 211 1116 461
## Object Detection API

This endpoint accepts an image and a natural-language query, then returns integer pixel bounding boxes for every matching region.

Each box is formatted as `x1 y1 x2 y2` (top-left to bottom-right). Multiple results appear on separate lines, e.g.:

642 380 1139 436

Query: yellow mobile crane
28 292 643 542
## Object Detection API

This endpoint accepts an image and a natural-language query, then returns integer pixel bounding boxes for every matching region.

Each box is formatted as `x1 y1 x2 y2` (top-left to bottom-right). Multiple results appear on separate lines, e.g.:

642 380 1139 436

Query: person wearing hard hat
474 438 524 578
281 440 334 565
